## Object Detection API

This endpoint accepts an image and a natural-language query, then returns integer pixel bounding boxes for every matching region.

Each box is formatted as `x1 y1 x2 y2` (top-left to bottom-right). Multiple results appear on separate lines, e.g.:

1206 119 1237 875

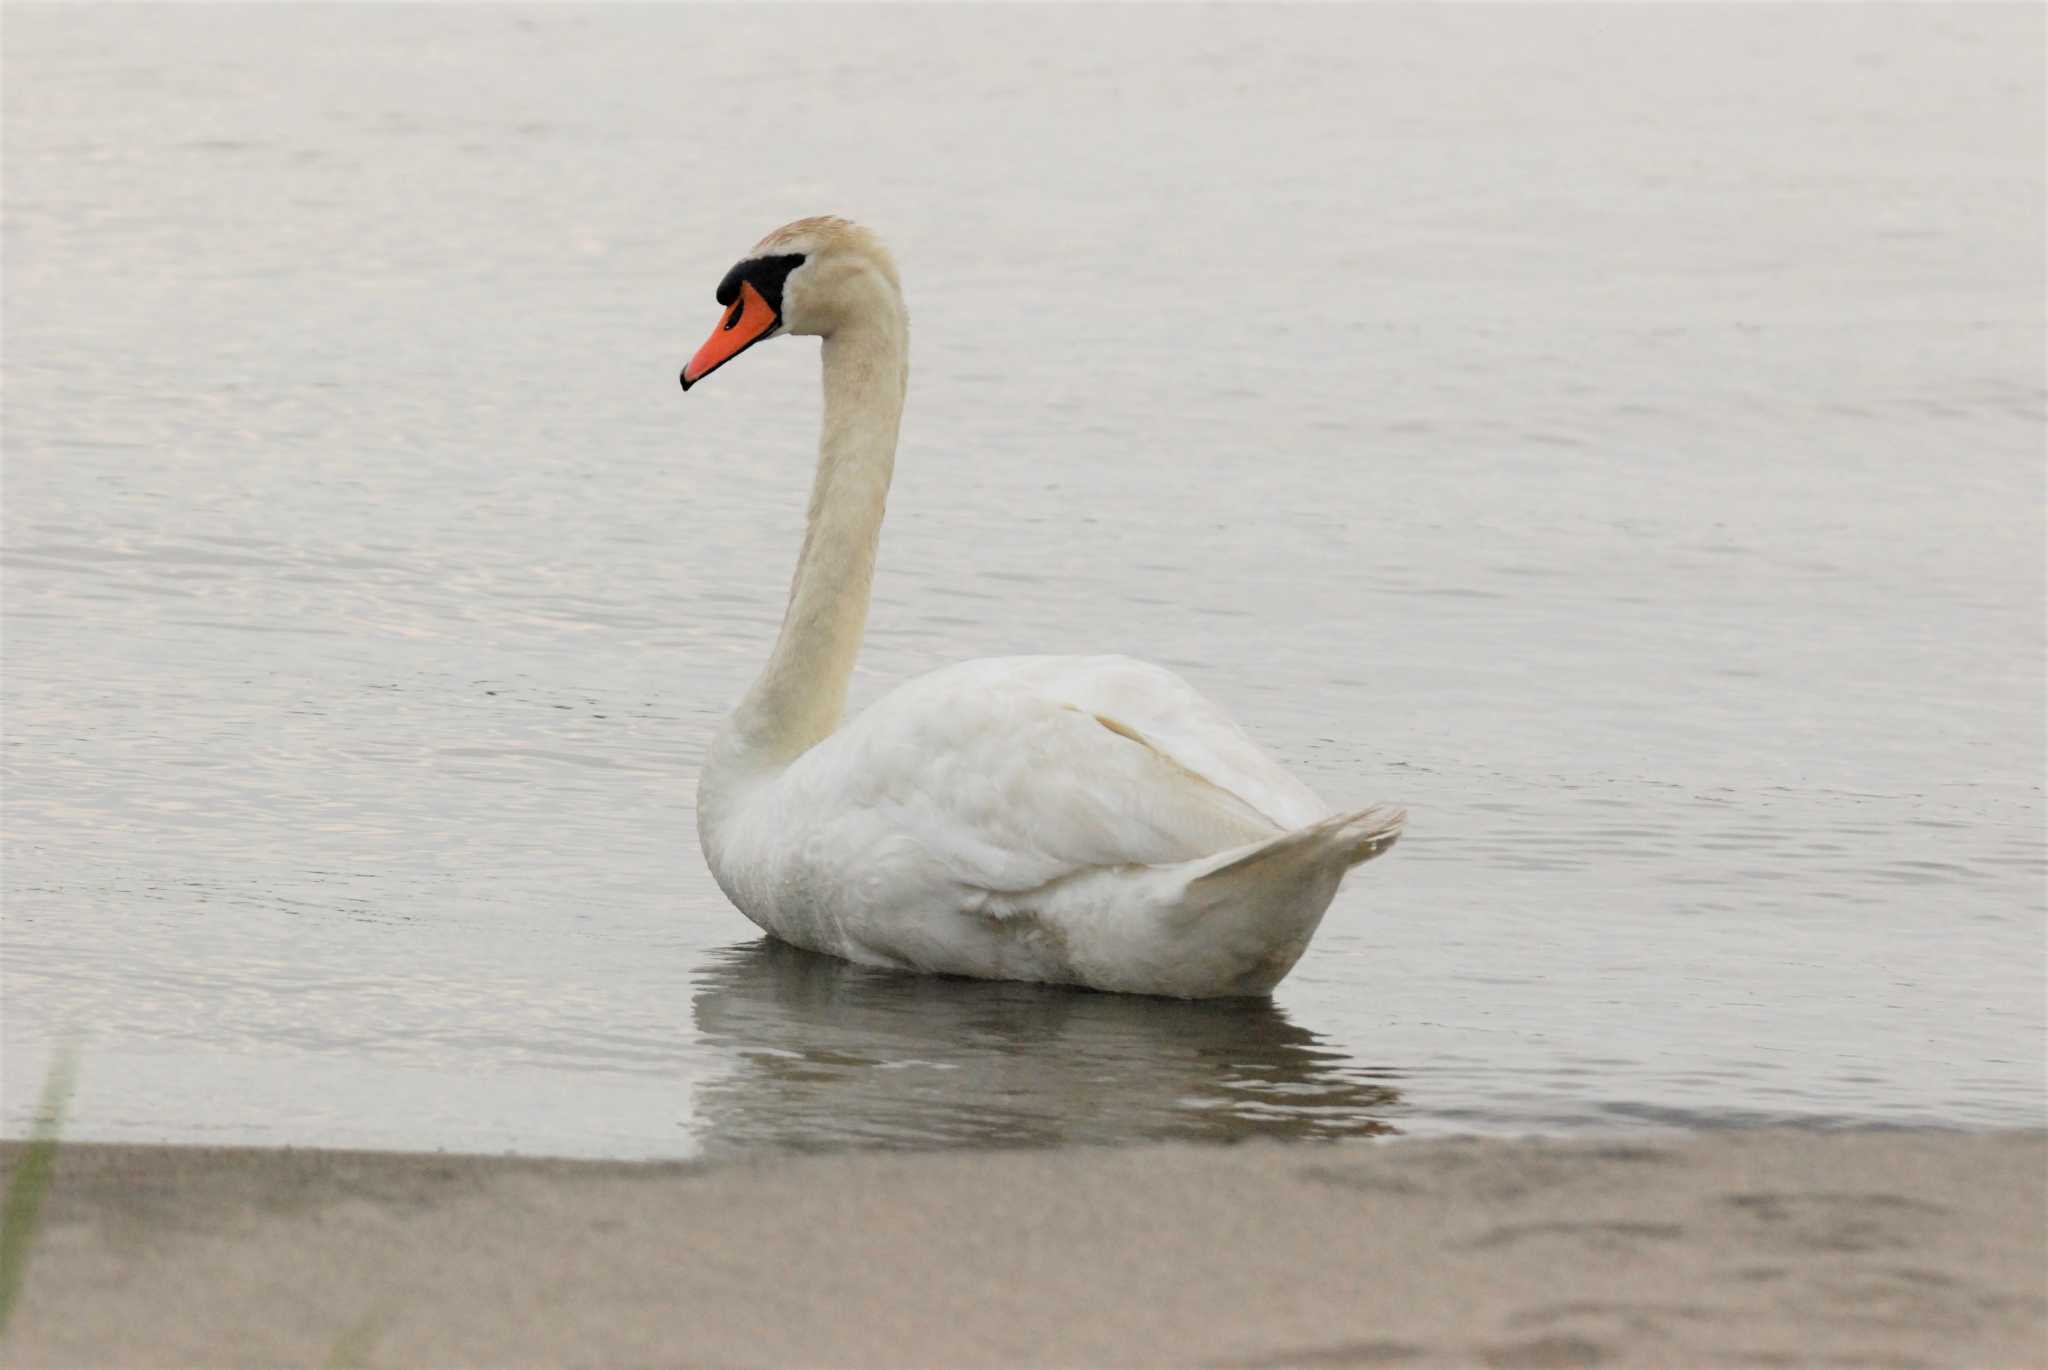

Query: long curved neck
729 310 908 765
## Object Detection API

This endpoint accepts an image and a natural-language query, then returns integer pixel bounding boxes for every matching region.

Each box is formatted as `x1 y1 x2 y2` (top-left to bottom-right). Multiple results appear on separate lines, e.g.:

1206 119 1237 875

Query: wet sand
3 1131 2042 1368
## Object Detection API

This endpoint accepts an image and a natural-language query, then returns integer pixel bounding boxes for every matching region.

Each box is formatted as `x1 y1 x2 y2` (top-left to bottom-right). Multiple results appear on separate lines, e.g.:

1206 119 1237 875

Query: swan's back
702 655 1335 955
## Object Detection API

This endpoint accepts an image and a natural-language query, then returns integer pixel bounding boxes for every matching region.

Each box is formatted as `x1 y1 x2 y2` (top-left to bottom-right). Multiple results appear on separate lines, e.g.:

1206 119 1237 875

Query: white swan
684 216 1403 999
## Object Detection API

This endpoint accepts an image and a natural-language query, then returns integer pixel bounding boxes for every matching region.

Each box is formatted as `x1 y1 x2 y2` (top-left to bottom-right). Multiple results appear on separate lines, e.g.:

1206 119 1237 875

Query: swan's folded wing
784 655 1330 895
1021 654 1331 830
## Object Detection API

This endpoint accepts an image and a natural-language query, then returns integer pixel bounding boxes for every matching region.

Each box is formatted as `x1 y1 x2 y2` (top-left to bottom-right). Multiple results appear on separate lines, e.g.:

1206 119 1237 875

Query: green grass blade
0 1047 79 1336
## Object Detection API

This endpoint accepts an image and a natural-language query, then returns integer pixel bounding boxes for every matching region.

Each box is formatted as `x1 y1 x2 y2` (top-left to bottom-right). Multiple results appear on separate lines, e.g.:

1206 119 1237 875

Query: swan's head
679 216 902 391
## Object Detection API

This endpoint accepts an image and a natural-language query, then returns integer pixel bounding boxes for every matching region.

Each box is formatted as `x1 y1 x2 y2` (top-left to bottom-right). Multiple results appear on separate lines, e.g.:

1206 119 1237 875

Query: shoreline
4 1131 2043 1367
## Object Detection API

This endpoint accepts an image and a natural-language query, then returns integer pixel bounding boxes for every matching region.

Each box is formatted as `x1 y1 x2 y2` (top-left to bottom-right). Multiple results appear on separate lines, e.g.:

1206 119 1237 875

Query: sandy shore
3 1131 2042 1368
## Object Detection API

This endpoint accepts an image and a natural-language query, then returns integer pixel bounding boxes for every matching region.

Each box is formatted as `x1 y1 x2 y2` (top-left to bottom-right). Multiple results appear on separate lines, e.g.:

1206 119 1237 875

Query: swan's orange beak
680 281 778 391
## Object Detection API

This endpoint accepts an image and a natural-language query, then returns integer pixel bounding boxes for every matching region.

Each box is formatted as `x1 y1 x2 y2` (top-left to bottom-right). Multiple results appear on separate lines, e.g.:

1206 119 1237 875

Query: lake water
4 6 2043 1159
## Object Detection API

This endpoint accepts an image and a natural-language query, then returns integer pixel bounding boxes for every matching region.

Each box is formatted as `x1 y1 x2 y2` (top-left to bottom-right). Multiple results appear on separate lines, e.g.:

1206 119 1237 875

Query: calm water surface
4 7 2043 1158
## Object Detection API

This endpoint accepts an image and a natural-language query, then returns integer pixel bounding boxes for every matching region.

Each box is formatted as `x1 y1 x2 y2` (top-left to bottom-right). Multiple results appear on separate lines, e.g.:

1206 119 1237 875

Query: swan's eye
722 298 745 332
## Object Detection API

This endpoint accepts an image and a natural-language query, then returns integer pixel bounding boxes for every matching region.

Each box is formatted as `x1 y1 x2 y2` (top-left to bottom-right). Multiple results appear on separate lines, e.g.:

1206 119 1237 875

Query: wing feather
774 655 1330 896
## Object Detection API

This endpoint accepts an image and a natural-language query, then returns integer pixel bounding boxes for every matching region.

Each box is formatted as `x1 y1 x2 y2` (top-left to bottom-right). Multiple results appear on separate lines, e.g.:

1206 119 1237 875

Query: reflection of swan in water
687 939 1404 1157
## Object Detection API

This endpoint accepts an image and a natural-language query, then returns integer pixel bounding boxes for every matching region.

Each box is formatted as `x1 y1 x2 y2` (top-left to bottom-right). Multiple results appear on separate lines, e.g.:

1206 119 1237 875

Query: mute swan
683 216 1403 999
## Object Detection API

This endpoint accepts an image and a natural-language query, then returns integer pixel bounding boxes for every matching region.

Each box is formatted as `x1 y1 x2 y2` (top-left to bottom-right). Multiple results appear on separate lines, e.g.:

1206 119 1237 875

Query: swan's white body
689 218 1401 999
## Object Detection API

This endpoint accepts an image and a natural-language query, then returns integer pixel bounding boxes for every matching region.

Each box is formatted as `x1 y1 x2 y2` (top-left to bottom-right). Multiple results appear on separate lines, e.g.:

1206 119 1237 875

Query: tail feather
1159 804 1405 994
1193 805 1406 888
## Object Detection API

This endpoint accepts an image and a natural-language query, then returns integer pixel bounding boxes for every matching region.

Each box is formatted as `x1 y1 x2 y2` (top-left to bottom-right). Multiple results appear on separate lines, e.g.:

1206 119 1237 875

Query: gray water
4 6 2043 1160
